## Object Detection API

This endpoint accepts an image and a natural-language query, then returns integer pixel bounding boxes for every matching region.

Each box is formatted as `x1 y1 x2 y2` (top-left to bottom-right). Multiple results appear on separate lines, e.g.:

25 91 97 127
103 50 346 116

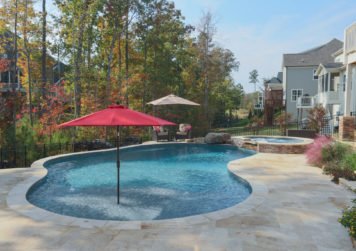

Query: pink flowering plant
305 135 333 167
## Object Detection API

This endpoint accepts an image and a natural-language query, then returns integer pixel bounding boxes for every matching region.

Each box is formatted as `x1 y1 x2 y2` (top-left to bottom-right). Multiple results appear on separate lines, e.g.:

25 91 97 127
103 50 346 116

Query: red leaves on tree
0 59 10 72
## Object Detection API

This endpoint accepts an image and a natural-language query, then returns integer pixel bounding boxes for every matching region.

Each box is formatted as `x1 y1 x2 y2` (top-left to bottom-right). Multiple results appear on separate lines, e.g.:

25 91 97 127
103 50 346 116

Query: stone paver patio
0 153 355 251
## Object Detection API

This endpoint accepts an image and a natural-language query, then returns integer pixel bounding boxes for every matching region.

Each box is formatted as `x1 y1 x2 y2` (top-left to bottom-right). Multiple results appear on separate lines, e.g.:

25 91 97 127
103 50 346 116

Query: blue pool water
27 144 254 221
245 136 303 144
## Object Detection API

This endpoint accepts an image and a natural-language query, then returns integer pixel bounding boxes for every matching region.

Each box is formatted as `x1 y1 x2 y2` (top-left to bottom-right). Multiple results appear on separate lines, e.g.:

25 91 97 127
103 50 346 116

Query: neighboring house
282 38 343 120
0 31 25 94
0 30 67 95
254 92 264 111
263 72 283 125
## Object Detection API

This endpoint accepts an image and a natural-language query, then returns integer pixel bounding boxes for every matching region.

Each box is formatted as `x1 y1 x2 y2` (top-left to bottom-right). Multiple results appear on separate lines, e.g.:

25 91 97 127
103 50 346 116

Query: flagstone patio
0 153 355 251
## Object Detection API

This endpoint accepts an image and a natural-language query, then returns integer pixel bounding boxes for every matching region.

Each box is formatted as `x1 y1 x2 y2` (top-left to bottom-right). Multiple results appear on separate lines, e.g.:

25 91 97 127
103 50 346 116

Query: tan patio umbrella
147 94 200 106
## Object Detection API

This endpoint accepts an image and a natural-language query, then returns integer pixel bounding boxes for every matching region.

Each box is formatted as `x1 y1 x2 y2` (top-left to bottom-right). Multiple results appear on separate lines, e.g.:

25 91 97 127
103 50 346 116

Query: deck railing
296 96 315 108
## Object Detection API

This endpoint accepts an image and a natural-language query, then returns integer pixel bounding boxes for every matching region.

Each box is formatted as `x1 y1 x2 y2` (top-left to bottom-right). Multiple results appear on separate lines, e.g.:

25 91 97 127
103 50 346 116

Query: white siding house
314 23 356 117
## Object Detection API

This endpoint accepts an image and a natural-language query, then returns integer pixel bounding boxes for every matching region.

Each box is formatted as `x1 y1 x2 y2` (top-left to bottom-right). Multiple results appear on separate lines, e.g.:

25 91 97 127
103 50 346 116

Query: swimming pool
243 136 303 144
27 144 254 221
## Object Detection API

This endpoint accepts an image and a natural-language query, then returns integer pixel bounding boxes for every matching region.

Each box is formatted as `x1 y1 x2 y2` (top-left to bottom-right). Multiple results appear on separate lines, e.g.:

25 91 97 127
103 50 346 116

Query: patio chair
175 123 192 140
152 126 170 141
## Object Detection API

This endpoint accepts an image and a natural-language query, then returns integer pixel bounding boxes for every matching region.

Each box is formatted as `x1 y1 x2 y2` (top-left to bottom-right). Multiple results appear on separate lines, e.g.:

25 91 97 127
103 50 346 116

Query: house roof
331 48 344 57
283 39 343 67
315 62 344 75
266 77 281 84
265 72 283 84
322 62 343 69
277 72 283 81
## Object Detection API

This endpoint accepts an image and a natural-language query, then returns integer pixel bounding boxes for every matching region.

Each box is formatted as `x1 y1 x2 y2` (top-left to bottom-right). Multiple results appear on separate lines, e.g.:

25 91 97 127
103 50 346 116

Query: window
291 89 303 102
325 73 329 92
258 95 263 103
313 69 318 80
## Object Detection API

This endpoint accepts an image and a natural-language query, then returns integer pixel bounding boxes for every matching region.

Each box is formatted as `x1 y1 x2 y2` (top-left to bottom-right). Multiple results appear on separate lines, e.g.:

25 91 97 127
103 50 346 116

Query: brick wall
339 116 355 141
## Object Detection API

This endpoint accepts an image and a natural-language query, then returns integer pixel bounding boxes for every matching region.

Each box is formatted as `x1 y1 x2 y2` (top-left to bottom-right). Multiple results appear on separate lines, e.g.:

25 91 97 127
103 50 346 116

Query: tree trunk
142 40 147 112
117 35 122 99
74 0 90 117
41 0 47 99
203 23 210 126
124 0 129 106
10 0 19 150
24 0 33 126
106 18 120 105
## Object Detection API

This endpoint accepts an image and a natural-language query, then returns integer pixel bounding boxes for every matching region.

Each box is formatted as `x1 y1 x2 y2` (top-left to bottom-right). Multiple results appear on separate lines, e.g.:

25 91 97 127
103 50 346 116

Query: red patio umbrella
58 104 176 204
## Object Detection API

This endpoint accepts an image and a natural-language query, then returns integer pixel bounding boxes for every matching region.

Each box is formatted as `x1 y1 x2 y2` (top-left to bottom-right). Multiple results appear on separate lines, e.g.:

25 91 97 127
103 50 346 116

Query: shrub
305 135 333 167
322 143 355 182
321 142 353 164
342 153 356 173
323 161 355 183
339 200 356 239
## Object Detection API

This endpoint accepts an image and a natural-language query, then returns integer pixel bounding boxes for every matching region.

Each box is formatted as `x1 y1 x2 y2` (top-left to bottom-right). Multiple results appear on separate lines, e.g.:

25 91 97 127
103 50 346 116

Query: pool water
245 136 303 144
27 144 253 221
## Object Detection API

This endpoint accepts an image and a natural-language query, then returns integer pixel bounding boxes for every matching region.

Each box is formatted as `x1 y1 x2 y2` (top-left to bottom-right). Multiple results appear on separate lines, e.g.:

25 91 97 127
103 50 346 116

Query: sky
39 0 356 93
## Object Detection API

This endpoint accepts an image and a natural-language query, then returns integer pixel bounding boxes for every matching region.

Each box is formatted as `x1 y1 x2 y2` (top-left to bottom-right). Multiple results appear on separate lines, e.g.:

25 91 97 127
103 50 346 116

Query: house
337 23 356 116
263 72 283 125
313 23 356 140
0 30 67 95
254 92 264 111
282 39 343 120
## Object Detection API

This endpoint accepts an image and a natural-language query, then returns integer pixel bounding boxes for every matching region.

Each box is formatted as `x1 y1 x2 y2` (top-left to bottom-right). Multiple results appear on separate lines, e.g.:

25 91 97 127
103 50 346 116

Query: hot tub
232 135 313 154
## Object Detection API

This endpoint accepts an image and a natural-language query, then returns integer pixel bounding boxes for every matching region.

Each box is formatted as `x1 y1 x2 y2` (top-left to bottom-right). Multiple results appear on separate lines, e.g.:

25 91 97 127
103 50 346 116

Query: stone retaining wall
258 143 308 154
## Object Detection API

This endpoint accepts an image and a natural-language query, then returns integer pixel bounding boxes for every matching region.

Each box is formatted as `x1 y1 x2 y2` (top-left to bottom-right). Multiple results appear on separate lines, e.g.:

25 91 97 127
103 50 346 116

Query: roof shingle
283 39 343 67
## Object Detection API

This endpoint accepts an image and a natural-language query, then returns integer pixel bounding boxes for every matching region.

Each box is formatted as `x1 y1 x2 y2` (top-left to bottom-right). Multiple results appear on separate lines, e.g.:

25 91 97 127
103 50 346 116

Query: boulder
204 133 231 144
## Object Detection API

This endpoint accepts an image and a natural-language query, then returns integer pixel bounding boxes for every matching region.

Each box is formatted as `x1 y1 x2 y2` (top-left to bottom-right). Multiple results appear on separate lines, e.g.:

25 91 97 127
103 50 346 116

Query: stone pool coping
7 142 267 230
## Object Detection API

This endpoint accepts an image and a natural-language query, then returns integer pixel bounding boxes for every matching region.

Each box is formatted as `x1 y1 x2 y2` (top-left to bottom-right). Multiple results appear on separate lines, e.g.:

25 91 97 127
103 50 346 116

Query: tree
275 111 292 135
197 11 215 122
20 0 39 126
249 69 259 92
41 0 47 99
308 104 327 133
0 0 245 149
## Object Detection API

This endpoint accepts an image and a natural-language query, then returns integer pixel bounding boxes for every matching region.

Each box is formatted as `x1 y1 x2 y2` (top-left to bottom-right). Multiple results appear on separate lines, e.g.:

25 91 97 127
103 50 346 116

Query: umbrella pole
117 126 120 204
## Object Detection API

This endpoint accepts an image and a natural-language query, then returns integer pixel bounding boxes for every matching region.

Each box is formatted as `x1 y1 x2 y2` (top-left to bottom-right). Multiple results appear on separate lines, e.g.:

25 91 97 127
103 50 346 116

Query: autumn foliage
0 0 244 148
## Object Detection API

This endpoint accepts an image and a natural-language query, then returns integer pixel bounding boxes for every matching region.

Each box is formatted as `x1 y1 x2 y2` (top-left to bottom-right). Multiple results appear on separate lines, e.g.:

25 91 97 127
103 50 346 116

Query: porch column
344 64 352 115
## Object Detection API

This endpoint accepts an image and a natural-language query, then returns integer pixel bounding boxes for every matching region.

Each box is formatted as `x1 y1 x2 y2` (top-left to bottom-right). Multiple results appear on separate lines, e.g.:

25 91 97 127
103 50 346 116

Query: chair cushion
179 124 192 132
153 126 166 133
